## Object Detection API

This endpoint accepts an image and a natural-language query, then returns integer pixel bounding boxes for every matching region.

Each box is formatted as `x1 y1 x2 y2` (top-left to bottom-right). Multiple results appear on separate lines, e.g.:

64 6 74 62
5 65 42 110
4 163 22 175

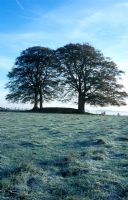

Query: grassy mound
30 107 92 114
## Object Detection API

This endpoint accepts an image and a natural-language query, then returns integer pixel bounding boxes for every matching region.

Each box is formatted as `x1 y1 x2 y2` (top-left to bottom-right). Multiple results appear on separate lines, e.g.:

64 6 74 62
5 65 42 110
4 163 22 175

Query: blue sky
0 0 128 113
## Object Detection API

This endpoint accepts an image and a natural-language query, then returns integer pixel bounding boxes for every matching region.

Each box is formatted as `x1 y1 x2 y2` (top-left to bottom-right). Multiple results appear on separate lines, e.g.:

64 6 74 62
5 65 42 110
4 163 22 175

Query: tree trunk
33 92 38 110
39 88 43 110
78 94 85 113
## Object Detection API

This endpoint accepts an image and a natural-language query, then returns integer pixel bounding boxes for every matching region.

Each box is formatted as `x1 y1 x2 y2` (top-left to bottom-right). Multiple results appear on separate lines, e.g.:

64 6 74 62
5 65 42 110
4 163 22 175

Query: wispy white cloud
1 1 128 64
1 0 128 52
0 32 54 59
15 0 24 10
116 2 128 7
25 1 128 44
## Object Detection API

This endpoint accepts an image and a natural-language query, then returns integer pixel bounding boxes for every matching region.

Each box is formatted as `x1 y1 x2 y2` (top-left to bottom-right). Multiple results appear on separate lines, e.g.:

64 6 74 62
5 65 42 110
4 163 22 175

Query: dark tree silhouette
56 43 128 113
6 46 59 110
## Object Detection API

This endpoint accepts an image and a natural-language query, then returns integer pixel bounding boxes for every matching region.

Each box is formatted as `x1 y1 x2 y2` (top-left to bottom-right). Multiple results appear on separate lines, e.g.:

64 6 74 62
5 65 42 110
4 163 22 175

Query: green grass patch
0 112 128 199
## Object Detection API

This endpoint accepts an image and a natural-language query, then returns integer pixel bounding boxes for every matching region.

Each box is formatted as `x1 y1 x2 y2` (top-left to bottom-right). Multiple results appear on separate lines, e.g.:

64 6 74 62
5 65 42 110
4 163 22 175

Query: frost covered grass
0 112 128 200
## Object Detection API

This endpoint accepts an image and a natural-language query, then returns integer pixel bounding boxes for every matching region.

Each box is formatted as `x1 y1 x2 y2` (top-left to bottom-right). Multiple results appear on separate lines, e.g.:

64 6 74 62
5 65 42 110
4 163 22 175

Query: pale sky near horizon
0 0 128 114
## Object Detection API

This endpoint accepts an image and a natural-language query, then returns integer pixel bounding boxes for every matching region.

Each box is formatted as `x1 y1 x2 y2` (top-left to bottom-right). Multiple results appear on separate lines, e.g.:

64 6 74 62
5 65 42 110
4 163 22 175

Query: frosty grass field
0 112 128 200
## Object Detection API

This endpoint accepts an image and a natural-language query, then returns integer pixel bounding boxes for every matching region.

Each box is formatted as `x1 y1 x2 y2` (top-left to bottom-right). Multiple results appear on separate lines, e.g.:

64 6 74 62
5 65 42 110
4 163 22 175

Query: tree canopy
6 46 59 110
56 43 128 113
6 43 128 113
